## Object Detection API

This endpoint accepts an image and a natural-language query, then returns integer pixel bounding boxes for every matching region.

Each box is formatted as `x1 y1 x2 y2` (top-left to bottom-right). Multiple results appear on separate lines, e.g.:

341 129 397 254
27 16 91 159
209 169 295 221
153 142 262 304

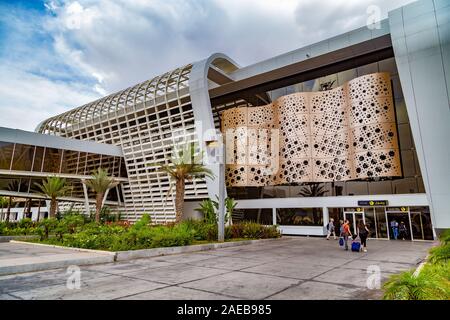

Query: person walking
390 219 399 240
357 220 370 252
399 221 408 240
342 219 353 251
326 218 336 240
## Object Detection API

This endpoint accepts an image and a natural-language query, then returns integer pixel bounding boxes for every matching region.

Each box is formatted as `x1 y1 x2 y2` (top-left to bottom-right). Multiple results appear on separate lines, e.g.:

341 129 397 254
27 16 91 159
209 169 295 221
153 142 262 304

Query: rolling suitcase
351 239 361 252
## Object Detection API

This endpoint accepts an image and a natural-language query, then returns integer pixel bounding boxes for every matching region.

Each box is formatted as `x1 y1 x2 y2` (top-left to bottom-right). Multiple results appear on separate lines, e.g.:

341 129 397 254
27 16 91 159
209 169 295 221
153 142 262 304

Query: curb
0 235 39 243
9 240 116 256
114 238 280 261
0 255 115 276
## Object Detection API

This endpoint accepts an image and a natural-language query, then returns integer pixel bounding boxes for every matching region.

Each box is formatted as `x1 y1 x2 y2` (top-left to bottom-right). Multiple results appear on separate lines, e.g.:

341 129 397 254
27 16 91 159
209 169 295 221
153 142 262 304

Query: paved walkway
0 237 433 300
0 242 113 276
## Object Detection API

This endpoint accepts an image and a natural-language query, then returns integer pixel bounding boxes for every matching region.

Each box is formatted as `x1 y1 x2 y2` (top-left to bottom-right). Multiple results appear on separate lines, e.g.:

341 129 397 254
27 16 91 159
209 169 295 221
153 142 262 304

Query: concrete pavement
0 242 114 276
0 237 433 300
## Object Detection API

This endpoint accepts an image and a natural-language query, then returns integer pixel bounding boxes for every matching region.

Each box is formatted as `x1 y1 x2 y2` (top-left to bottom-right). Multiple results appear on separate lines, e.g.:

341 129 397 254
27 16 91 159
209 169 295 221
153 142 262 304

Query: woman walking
357 220 370 252
326 218 336 240
342 219 352 251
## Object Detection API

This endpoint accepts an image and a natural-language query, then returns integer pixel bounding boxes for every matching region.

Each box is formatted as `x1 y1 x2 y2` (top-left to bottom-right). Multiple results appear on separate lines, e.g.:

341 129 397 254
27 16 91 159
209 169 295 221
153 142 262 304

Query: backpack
359 227 368 236
339 237 344 246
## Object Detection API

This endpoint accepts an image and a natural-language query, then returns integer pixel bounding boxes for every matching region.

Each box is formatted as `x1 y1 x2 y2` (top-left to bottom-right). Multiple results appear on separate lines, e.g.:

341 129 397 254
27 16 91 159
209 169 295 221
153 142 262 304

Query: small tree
151 143 214 224
83 168 119 223
34 177 70 218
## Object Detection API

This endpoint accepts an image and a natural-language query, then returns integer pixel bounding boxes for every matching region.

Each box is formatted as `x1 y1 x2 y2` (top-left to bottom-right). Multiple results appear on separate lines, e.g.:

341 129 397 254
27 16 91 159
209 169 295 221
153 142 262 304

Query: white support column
82 182 90 216
272 208 277 225
322 206 329 236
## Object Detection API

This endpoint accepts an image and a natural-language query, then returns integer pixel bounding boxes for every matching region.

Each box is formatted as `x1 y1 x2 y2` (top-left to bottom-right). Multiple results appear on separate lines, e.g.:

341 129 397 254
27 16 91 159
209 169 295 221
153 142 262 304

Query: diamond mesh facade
37 64 208 223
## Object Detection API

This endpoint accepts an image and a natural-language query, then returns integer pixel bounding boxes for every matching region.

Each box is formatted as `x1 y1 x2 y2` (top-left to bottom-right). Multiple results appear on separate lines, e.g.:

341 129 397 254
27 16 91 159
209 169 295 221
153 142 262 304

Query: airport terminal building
1 0 449 240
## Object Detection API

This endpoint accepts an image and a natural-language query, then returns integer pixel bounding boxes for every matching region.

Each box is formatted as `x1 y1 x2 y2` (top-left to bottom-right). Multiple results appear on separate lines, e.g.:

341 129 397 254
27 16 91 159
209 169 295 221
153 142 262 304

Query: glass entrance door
386 207 412 240
344 208 365 235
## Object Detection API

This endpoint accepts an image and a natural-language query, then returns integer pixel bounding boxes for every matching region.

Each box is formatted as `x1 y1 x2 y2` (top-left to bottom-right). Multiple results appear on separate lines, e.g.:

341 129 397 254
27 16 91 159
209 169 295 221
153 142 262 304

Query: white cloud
1 0 417 131
0 66 99 131
44 0 415 92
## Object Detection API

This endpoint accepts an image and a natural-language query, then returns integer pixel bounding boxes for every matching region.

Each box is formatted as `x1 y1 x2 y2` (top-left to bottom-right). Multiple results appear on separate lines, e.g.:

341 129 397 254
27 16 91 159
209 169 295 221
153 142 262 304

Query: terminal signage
357 200 389 207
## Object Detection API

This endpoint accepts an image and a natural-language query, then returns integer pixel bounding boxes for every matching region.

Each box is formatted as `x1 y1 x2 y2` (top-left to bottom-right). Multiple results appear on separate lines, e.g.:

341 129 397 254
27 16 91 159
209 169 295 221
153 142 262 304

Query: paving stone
186 255 267 271
182 271 300 300
0 268 107 294
120 286 235 300
123 264 229 285
10 274 167 300
241 261 333 280
312 266 395 288
266 281 365 300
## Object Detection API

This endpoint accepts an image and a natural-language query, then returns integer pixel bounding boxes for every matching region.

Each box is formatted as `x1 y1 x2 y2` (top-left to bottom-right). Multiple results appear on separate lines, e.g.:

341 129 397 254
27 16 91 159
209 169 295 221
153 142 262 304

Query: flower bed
23 214 280 251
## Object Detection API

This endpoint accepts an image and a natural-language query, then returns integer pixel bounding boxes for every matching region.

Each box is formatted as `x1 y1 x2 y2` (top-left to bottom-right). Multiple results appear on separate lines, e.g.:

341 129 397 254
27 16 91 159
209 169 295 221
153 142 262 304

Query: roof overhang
0 127 123 157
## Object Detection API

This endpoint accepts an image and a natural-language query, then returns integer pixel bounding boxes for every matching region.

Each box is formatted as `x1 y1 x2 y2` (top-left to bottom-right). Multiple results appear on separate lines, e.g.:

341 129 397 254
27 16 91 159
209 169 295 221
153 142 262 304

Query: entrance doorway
386 207 411 240
343 208 364 235
328 206 433 241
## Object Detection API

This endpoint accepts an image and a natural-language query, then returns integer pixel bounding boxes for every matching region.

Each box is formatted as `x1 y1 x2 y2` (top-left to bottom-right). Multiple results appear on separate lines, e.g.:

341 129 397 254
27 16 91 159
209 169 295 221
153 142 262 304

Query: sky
0 0 416 131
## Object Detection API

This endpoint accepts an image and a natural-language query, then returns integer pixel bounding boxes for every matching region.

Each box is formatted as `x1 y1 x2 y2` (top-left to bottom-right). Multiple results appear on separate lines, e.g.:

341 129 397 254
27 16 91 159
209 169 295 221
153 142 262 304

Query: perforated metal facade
222 73 402 186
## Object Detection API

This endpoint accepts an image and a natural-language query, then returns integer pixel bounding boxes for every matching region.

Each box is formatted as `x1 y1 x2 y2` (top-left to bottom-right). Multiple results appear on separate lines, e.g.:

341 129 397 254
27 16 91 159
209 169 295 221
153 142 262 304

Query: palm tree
83 168 119 223
151 143 214 224
34 177 70 218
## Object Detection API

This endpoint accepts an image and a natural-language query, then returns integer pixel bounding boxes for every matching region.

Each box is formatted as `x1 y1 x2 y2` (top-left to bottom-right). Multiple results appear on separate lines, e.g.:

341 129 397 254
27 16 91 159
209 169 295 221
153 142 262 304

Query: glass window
60 150 79 174
0 142 14 170
0 178 20 192
42 148 62 173
77 152 88 175
375 207 388 238
363 208 377 238
11 144 34 171
18 178 31 193
235 208 272 225
410 206 434 240
32 147 45 172
277 208 323 226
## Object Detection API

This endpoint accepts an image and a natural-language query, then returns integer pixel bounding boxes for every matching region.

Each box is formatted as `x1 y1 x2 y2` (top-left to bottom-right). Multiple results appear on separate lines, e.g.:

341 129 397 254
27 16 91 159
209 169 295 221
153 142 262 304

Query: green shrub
226 224 243 239
196 199 217 224
422 261 450 282
18 218 33 229
59 214 85 236
150 225 194 248
261 225 281 239
131 214 152 230
196 198 236 224
241 222 264 239
383 267 450 300
429 243 450 264
38 218 59 240
439 229 450 245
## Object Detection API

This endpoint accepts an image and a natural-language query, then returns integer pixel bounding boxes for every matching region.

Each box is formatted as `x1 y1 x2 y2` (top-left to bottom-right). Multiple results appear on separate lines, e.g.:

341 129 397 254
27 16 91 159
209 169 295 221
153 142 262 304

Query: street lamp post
205 138 225 242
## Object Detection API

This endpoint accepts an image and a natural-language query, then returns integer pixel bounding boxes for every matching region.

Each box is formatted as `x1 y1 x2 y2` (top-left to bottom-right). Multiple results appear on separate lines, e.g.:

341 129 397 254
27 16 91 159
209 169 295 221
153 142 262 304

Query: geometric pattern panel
222 72 402 186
